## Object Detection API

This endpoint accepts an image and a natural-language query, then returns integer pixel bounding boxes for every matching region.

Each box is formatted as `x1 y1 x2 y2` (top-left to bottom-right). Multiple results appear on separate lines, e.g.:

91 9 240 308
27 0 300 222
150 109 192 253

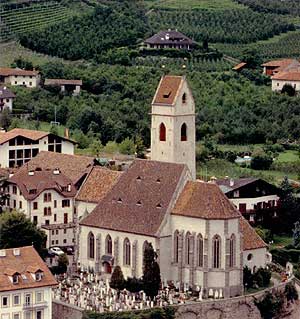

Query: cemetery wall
52 300 83 319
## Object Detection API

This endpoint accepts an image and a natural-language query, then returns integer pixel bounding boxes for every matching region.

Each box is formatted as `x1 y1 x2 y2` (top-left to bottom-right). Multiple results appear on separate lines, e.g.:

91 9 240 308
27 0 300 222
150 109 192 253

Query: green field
145 0 245 10
277 150 299 163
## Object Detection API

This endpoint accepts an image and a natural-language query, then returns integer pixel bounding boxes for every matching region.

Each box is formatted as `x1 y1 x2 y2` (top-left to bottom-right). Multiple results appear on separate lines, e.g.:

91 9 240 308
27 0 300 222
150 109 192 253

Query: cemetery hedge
83 306 176 319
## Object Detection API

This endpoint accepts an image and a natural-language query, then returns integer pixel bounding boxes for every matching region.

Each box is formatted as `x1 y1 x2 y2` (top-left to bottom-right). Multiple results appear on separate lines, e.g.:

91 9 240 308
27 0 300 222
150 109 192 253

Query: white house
271 71 300 92
0 86 15 112
77 75 268 299
0 246 57 319
0 68 40 88
0 128 75 168
7 168 77 248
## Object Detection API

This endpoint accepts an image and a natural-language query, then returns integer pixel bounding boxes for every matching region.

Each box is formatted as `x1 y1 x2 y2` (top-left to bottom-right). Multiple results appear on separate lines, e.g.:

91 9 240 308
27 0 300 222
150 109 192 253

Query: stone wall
52 300 83 319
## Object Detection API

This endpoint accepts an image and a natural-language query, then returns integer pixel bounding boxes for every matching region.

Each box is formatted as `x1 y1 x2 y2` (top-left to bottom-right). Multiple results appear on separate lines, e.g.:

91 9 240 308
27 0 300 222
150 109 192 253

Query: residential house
0 128 76 168
0 68 40 88
144 30 197 50
261 59 300 76
0 246 57 319
77 76 268 299
216 178 280 224
271 71 300 92
44 79 83 96
0 86 15 112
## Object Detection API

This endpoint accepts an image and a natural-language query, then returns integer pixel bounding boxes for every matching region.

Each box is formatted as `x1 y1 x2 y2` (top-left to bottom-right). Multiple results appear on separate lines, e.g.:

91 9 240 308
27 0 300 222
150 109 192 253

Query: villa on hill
144 30 197 50
0 67 40 88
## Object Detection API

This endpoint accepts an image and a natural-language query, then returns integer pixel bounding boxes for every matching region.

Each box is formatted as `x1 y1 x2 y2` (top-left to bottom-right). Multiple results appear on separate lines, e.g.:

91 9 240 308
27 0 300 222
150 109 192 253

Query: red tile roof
0 246 57 292
272 71 300 81
9 169 76 200
232 62 247 71
44 79 82 86
76 166 122 203
0 128 76 145
17 151 96 185
0 67 39 77
261 59 297 67
240 217 267 250
80 159 186 236
172 181 241 219
152 75 184 105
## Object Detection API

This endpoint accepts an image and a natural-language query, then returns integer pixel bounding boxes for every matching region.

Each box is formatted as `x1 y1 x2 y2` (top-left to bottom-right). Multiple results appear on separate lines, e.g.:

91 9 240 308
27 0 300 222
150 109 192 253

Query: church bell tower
150 75 196 179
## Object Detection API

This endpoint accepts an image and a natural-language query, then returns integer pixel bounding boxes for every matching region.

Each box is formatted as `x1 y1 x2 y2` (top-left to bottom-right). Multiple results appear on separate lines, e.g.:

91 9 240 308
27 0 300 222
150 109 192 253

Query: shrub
284 282 298 302
255 291 284 319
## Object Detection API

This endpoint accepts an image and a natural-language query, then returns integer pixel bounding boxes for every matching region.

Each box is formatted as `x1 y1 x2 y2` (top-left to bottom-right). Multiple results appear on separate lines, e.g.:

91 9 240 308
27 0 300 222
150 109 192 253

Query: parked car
49 246 64 256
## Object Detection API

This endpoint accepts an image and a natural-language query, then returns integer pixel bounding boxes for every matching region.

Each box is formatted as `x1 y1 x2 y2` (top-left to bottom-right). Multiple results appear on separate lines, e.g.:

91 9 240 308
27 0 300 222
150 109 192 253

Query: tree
90 139 103 157
241 48 261 69
255 291 284 319
110 266 125 295
119 138 135 155
281 84 296 97
135 135 146 159
142 242 161 299
0 108 12 131
57 253 69 273
293 221 300 248
250 150 273 170
0 211 46 256
285 282 298 303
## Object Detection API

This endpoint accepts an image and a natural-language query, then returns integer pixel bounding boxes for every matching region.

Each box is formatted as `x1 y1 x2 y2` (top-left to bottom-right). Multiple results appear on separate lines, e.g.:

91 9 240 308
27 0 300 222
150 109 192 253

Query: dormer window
136 176 142 181
156 178 161 183
163 91 171 98
136 201 142 206
35 272 43 281
117 198 122 204
12 274 18 284
29 189 37 195
156 203 162 208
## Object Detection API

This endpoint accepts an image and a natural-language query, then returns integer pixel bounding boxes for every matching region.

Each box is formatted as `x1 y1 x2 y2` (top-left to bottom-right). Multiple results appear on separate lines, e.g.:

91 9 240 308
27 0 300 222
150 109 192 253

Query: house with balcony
0 128 76 168
0 246 57 319
216 178 280 224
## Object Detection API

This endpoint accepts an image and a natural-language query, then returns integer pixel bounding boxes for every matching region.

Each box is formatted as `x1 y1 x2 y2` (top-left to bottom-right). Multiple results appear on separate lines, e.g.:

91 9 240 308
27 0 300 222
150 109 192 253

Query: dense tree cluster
148 9 294 44
20 1 148 60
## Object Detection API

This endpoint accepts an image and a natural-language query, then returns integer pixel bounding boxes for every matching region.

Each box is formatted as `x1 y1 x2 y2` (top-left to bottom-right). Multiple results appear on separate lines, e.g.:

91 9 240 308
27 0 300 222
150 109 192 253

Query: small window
181 123 187 141
247 253 253 261
2 296 8 307
13 294 20 306
36 291 43 302
13 314 20 319
12 274 18 284
35 272 42 282
33 202 38 210
182 93 187 104
159 123 166 142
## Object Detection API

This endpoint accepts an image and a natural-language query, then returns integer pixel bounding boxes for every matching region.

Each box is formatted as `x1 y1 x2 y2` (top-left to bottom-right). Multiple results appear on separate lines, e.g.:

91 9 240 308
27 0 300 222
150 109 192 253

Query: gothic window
159 123 166 141
229 234 236 268
213 235 221 269
123 238 131 266
197 234 204 267
185 232 192 265
142 241 149 266
174 230 179 263
88 232 95 259
181 123 187 141
105 235 112 255
182 93 187 104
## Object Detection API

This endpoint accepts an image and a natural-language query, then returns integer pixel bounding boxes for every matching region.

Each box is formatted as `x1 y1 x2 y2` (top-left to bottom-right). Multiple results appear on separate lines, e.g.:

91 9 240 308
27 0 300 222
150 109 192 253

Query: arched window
213 235 221 269
229 234 236 268
182 93 186 104
105 235 112 255
88 232 95 259
142 241 149 266
197 234 204 267
181 123 187 141
174 230 179 263
159 123 166 141
123 238 131 266
185 232 192 265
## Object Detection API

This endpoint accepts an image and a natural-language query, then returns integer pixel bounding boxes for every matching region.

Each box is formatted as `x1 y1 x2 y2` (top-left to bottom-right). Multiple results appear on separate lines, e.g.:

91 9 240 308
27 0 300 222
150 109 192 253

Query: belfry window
159 123 166 141
181 123 187 141
182 93 186 104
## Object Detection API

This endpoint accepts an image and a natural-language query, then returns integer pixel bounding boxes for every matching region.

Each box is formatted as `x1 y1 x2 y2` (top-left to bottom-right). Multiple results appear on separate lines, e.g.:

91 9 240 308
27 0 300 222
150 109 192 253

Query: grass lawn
270 235 293 249
145 0 244 10
277 150 299 163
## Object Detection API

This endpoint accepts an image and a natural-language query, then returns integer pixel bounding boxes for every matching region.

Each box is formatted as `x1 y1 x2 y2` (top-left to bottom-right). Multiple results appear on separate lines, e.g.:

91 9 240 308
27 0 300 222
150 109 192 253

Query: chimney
229 178 234 187
67 184 71 192
210 176 217 184
64 128 70 139
0 250 6 257
28 171 34 176
53 168 60 175
13 248 20 256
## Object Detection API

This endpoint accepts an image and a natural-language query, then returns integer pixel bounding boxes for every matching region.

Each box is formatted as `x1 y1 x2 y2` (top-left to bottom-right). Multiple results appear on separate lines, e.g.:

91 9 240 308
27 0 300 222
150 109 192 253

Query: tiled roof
0 246 57 292
9 169 76 200
80 159 186 236
0 128 48 145
172 181 241 219
0 86 15 99
17 151 96 185
145 30 196 45
232 62 247 71
45 79 82 86
240 217 267 250
76 166 122 203
216 178 258 193
152 75 183 105
0 128 76 145
0 67 39 77
272 71 300 81
261 59 297 67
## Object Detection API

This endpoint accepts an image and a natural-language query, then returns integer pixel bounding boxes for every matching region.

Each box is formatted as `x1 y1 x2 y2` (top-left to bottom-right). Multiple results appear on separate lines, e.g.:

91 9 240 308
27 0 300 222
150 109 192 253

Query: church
77 75 268 298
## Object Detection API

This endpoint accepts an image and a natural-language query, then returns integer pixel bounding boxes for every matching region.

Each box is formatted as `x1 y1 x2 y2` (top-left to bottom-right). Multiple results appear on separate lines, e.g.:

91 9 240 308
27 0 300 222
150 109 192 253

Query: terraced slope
0 1 73 42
